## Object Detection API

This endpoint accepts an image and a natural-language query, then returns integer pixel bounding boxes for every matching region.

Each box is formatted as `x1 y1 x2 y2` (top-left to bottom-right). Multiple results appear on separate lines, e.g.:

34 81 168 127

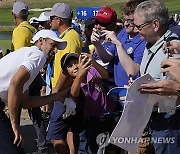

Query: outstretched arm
8 66 68 147
8 66 30 147
91 28 114 63
52 71 70 93
104 30 142 77
71 54 92 97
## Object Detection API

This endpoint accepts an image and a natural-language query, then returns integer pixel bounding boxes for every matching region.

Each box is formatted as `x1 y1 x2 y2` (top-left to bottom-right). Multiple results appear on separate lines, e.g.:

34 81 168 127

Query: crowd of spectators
0 0 180 154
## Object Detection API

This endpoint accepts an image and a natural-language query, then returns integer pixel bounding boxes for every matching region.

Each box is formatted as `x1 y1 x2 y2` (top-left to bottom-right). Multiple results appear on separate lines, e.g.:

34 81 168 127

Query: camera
96 29 103 36
96 29 105 39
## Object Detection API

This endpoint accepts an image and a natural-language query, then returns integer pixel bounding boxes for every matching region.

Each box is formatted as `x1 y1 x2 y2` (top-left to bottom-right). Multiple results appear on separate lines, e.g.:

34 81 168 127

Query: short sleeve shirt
140 30 179 80
51 28 83 88
108 28 146 86
0 46 46 102
11 21 35 51
80 67 116 118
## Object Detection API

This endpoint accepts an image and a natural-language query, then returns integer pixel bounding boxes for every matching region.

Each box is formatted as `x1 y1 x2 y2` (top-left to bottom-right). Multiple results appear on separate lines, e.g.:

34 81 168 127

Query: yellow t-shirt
51 28 83 88
11 21 35 51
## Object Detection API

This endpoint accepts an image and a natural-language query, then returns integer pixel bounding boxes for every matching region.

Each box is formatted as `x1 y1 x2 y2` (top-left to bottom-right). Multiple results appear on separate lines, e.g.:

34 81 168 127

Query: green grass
0 0 125 27
0 0 179 27
165 0 180 14
0 40 11 55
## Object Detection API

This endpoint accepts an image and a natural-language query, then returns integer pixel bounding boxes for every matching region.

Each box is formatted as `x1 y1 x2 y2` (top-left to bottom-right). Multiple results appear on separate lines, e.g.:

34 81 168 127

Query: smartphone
81 47 90 54
96 29 103 36
96 29 105 40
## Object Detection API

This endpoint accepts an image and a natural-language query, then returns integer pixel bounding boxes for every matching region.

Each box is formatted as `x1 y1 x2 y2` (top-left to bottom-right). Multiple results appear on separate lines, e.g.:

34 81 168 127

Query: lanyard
143 44 163 74
143 36 179 74
60 27 73 39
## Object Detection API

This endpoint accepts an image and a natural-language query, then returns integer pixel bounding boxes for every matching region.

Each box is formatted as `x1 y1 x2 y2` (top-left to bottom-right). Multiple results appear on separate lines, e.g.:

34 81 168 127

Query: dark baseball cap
61 53 79 71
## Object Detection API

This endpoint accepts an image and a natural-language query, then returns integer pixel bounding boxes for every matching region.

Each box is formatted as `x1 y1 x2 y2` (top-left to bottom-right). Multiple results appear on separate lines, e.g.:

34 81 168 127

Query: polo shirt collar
124 32 142 44
60 27 73 39
19 21 30 26
81 68 95 87
146 30 173 54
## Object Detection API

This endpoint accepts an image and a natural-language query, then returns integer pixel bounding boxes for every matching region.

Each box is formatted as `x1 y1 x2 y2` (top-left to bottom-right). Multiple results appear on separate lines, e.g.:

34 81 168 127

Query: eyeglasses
122 18 134 24
50 16 61 21
133 20 154 31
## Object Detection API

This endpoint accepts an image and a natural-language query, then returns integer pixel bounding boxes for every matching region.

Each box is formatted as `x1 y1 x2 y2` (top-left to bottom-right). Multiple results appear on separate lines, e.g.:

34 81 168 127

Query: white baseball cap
29 17 39 24
36 12 50 22
32 30 67 50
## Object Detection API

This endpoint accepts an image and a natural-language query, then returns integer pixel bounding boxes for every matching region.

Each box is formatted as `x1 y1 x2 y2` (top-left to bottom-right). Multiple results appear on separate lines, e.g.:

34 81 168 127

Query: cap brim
65 53 79 59
52 37 67 50
95 16 109 24
63 53 79 64
44 11 54 17
107 87 127 97
57 41 67 50
35 17 49 22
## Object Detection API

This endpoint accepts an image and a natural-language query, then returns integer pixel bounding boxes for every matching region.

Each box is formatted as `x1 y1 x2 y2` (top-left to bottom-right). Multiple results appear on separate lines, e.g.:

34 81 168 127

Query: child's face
66 58 79 77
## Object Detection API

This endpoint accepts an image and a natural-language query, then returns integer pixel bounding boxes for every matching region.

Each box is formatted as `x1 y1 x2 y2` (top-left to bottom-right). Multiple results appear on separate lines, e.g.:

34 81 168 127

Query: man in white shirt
0 29 67 154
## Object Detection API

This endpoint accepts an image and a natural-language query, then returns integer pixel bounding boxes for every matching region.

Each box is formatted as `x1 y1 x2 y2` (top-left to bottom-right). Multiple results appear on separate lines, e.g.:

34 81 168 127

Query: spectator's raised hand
77 54 92 78
102 30 119 44
162 41 180 56
91 28 102 45
161 58 180 83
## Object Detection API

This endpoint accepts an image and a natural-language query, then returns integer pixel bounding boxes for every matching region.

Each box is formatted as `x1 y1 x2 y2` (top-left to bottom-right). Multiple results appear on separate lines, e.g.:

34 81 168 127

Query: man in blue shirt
91 0 146 87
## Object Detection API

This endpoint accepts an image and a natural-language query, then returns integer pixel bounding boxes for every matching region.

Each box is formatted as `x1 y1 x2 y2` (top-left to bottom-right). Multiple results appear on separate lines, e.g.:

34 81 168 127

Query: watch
176 87 180 97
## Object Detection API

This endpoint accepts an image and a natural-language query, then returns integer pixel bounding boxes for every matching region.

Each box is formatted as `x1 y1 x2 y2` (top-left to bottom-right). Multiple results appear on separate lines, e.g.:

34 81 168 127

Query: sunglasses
50 16 62 21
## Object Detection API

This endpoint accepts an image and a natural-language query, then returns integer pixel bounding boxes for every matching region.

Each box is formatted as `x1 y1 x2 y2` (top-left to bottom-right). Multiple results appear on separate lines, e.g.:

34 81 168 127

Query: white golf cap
32 30 67 50
36 12 50 22
29 17 39 24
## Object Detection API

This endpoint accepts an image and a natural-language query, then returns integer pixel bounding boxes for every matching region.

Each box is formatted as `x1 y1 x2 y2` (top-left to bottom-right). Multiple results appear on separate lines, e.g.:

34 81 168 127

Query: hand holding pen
129 74 133 83
162 36 180 57
127 74 133 86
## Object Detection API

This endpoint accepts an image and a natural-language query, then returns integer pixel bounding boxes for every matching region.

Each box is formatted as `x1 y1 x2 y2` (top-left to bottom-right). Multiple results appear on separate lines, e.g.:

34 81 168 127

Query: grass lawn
0 0 179 27
0 39 11 55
